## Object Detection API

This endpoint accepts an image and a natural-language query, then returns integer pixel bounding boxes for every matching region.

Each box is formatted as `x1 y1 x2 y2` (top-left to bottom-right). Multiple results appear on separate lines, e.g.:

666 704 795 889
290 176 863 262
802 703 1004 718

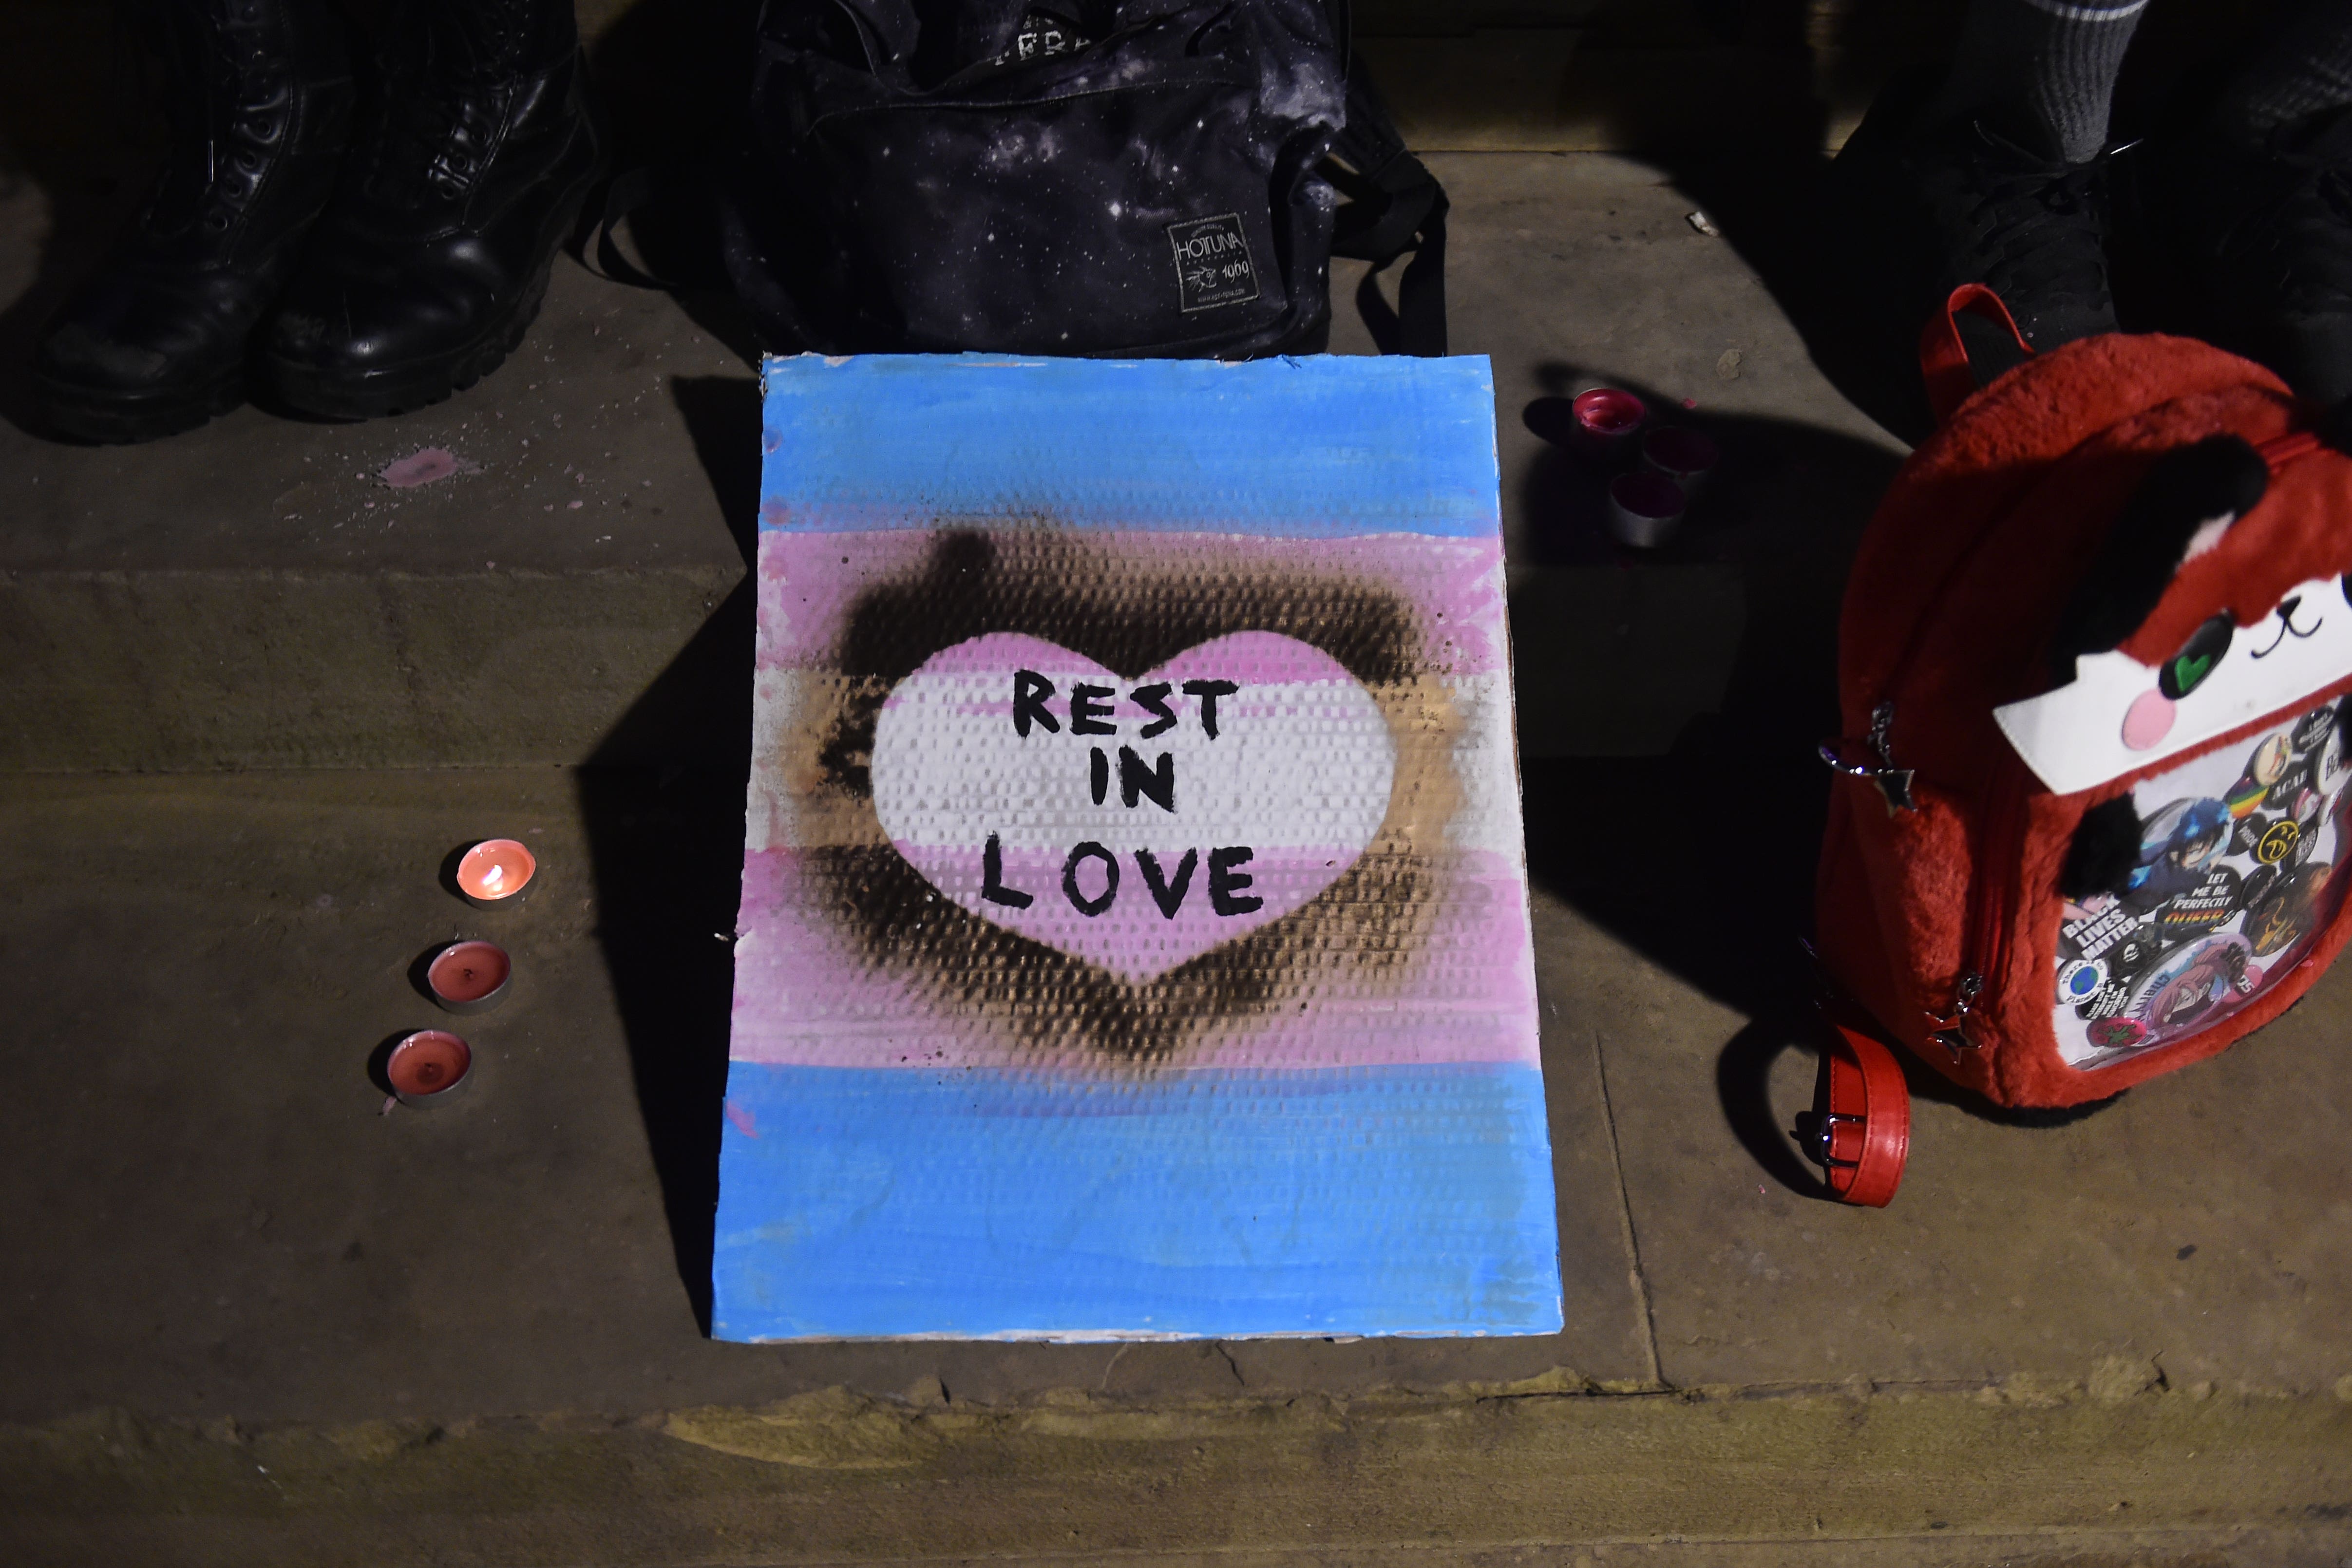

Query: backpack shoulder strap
1918 283 2034 425
1325 55 1447 357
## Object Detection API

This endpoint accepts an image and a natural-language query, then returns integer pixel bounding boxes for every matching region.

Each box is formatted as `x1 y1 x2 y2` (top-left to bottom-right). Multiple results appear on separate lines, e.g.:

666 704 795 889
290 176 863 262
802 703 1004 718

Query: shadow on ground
575 372 760 1327
1631 127 1938 446
574 600 755 1332
1515 372 1902 1014
575 760 749 1334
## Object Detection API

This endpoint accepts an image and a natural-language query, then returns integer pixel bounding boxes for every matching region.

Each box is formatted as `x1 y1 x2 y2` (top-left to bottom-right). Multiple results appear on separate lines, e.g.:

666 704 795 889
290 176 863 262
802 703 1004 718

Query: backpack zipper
1935 750 2030 1061
1825 693 2006 1058
1817 700 1916 811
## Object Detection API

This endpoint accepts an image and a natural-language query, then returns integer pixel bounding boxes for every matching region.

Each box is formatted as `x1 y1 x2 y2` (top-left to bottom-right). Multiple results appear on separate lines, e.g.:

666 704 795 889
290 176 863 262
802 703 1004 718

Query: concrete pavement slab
1555 894 2352 1393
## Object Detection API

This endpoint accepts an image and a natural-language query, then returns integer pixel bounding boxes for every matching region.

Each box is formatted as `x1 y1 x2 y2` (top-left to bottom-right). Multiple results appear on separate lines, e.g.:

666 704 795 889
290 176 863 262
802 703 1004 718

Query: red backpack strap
1918 283 2036 425
2259 429 2325 467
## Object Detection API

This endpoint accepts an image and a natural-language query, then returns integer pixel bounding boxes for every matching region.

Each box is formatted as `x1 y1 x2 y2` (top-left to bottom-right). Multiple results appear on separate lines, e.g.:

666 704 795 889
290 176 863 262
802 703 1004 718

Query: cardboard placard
716 354 1560 1340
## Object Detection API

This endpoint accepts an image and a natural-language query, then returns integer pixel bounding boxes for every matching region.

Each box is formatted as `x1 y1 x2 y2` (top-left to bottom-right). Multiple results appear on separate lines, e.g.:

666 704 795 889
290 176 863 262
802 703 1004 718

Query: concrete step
1 154 1905 772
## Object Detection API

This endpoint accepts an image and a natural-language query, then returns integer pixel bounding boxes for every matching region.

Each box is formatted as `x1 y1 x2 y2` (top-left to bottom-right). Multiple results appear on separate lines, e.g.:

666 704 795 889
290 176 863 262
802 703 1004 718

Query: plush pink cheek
2122 689 2176 751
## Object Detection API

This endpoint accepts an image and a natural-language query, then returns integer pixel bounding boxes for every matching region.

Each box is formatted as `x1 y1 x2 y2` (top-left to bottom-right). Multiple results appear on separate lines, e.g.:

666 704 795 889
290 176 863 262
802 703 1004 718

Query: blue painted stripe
757 354 1500 538
712 1062 1562 1341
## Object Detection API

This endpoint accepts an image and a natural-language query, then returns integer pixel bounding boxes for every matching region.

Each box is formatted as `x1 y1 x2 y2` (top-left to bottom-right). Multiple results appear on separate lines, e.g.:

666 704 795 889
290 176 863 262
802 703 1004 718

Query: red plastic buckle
1812 1021 1912 1208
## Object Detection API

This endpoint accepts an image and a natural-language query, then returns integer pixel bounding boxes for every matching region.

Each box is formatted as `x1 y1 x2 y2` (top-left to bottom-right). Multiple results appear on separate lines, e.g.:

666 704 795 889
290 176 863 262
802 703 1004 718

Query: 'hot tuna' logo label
1167 214 1260 313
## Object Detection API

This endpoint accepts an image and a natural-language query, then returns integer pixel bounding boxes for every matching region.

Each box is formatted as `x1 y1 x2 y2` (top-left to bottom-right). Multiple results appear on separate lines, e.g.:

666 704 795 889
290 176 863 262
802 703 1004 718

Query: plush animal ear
2059 794 2145 902
2047 435 2270 684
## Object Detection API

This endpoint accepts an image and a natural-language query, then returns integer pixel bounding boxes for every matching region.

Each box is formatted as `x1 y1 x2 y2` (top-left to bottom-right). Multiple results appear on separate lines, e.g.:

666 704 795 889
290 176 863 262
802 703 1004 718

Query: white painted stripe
749 667 1529 859
873 671 1396 855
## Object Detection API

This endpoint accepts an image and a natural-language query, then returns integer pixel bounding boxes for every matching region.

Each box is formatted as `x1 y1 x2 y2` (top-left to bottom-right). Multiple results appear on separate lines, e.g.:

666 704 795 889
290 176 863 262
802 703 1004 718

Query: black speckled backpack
720 0 1443 357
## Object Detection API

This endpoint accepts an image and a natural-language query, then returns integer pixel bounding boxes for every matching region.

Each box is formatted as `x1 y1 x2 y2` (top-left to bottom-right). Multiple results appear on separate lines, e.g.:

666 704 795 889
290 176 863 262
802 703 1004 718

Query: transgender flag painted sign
716 353 1561 1341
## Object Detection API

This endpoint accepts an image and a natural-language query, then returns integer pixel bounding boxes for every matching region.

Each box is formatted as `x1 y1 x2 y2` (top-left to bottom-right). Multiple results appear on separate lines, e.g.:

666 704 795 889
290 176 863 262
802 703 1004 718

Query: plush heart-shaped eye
2160 614 2235 699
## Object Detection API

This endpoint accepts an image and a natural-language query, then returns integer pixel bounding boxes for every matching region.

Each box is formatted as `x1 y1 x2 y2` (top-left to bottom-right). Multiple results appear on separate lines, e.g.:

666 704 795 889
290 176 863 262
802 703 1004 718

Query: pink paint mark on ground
723 1100 759 1138
908 628 1370 687
379 448 476 489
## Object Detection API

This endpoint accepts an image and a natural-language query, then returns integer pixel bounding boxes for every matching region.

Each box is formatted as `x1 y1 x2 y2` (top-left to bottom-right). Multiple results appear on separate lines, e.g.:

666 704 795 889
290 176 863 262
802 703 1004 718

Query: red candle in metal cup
426 940 512 1015
455 839 536 907
1570 387 1647 463
387 1030 473 1106
1606 471 1688 549
1641 425 1721 499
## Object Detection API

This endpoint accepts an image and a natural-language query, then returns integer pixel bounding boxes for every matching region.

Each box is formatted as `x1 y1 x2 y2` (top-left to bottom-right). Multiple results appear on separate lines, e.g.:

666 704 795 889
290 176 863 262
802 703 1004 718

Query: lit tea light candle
387 1029 473 1106
426 940 512 1014
455 838 536 907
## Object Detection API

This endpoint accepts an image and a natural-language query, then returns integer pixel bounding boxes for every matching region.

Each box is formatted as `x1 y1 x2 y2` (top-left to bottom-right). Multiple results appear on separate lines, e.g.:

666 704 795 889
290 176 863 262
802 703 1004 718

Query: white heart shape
872 631 1397 982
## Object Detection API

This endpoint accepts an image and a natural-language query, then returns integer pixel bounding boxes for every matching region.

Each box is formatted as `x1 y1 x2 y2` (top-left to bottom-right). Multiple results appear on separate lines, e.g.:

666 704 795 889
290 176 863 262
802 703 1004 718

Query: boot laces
143 0 289 239
363 37 511 208
1958 134 2112 302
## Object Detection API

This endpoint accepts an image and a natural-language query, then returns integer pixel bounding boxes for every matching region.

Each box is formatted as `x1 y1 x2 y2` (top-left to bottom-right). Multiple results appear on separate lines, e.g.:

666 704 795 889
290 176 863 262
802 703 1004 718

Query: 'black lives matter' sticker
1167 214 1260 312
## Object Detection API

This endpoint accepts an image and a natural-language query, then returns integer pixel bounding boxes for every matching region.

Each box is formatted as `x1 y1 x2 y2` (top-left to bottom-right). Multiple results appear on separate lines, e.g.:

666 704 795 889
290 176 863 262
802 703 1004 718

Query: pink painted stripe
755 529 1509 678
910 631 1363 689
727 845 1539 1071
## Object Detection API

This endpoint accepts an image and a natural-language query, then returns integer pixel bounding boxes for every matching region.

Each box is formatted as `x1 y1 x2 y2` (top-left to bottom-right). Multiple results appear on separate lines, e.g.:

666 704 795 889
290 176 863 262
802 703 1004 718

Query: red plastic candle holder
426 940 512 1015
1569 387 1647 462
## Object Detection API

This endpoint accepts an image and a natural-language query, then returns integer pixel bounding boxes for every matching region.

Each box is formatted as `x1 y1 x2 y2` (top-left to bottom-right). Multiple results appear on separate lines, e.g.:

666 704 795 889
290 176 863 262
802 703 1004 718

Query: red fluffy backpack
1807 284 2352 1206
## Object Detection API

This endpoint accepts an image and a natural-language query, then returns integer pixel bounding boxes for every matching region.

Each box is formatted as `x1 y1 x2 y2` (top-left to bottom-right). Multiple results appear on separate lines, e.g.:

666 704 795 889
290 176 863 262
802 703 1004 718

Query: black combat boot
258 0 602 418
33 0 355 443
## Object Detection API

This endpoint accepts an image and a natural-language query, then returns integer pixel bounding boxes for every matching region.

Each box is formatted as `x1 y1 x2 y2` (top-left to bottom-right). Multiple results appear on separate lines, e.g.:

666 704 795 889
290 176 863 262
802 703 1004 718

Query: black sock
2206 0 2352 147
1926 0 2149 163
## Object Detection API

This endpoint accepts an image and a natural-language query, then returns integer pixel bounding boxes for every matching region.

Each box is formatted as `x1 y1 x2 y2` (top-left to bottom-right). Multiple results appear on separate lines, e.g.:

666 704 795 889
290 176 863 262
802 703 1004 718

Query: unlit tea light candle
1640 424 1720 499
455 838 536 907
1606 471 1688 549
426 939 512 1014
387 1029 473 1106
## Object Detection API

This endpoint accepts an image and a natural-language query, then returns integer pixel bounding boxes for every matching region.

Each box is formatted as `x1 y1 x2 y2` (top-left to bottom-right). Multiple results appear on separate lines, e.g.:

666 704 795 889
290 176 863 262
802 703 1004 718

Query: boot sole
34 368 246 446
262 261 556 422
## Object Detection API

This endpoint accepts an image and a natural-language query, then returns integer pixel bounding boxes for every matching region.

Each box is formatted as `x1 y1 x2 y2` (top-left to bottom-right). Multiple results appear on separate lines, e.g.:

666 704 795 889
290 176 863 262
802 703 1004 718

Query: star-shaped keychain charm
1818 733 1918 816
1870 767 1916 815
